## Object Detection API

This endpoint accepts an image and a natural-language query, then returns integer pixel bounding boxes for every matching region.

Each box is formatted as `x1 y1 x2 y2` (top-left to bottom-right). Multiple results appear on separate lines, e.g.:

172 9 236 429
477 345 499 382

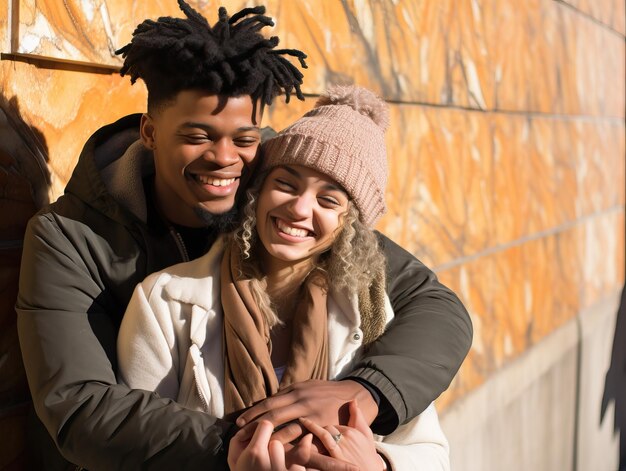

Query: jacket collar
100 139 153 222
162 237 226 311
329 286 361 328
65 113 153 226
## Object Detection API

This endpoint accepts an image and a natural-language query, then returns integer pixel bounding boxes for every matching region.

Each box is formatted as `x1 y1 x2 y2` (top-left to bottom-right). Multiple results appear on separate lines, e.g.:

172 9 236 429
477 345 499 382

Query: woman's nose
287 194 314 219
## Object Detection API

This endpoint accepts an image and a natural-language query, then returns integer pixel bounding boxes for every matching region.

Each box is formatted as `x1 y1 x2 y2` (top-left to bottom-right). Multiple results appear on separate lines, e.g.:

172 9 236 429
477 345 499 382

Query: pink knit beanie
261 84 389 227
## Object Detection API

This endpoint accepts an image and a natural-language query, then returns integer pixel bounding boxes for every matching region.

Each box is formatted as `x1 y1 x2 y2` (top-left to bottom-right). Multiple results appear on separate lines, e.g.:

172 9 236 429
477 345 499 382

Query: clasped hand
228 380 384 471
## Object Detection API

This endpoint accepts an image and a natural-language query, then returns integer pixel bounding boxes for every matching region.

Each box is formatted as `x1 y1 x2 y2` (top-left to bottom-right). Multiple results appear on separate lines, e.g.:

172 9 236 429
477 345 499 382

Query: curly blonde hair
230 174 386 329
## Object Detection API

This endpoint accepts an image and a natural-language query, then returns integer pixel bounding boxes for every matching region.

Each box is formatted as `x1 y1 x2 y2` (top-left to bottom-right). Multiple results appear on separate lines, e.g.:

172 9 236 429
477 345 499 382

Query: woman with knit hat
117 85 450 470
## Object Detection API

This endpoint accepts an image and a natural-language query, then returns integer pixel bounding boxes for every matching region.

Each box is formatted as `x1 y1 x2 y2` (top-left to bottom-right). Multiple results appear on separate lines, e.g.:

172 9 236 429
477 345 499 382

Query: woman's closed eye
274 178 296 191
319 195 341 207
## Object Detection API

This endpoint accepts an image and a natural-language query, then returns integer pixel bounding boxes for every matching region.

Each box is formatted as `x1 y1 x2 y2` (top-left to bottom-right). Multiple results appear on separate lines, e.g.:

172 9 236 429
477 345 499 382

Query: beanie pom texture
315 84 390 131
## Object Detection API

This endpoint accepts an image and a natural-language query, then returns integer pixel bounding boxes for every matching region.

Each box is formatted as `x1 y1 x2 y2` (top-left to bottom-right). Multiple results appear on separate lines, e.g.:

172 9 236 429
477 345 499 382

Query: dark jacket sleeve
348 232 472 433
16 213 234 470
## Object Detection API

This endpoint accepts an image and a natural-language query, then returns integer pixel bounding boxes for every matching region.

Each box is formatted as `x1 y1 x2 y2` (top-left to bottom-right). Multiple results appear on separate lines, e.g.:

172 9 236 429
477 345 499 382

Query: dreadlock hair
115 0 307 114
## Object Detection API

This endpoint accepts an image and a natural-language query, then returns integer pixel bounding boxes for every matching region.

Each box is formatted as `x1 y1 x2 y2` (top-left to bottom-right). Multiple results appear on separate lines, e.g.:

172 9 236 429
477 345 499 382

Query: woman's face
256 165 350 267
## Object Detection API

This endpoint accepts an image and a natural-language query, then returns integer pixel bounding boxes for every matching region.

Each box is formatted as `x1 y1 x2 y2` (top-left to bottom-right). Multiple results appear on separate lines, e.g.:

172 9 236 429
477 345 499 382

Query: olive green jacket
16 114 472 470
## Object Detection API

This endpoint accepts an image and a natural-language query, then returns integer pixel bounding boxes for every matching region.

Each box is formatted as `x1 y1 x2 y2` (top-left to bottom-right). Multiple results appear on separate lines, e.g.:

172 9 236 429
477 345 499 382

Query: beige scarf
220 244 329 416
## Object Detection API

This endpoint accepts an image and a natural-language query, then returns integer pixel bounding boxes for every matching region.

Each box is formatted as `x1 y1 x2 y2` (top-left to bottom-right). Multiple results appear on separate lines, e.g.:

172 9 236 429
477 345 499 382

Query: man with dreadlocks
17 1 472 470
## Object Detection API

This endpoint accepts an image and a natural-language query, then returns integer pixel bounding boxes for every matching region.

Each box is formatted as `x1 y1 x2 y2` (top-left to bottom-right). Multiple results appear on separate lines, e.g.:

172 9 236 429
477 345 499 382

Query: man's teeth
195 175 236 186
277 219 309 238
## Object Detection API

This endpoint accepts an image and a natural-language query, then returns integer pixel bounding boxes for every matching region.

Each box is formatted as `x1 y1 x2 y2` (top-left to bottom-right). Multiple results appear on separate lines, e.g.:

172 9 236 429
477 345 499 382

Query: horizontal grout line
394 101 625 122
431 205 625 272
553 0 626 38
2 56 621 122
1 52 120 74
300 93 625 122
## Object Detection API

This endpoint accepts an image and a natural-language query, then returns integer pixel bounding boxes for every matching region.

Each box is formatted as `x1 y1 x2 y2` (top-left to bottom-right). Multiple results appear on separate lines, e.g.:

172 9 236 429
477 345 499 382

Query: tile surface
1 0 624 414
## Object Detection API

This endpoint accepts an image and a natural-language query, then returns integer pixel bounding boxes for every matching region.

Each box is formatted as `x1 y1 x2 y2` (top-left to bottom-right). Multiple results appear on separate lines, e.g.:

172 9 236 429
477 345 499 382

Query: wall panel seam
432 205 626 272
308 95 625 122
553 0 626 38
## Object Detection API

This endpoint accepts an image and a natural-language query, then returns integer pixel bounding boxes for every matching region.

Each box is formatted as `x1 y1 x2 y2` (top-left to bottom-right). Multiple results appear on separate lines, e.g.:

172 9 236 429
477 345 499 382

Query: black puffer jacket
16 114 472 470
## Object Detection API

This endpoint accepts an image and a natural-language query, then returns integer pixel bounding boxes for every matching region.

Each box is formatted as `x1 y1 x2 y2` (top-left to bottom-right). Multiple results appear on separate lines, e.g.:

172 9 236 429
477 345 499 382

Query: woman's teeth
195 175 235 186
277 219 309 238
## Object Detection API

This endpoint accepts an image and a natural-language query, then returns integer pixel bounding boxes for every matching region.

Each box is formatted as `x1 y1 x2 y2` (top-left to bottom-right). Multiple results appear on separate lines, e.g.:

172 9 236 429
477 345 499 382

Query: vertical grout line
572 314 583 471
10 0 20 53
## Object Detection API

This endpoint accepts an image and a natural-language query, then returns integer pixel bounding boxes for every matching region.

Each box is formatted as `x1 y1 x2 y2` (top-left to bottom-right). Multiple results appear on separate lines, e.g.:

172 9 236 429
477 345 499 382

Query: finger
252 404 311 431
237 401 272 427
306 452 359 471
231 423 251 443
299 418 343 458
346 400 358 429
298 416 326 436
274 383 296 396
286 433 312 467
241 417 305 445
347 399 373 439
236 391 297 426
324 424 340 435
268 440 286 471
271 421 305 444
241 403 310 431
248 420 274 449
236 421 260 442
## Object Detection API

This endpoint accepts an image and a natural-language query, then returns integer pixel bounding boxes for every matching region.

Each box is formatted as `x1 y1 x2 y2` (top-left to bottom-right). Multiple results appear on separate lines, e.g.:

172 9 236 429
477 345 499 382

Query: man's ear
140 113 156 150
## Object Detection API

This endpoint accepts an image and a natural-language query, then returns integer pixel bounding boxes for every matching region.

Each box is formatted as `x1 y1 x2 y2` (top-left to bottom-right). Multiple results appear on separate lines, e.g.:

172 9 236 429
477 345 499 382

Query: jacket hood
65 113 155 226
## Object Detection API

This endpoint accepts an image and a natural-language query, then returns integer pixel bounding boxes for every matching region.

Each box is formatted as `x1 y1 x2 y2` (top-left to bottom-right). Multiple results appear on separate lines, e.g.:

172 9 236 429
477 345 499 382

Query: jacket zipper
193 368 210 412
170 228 209 412
169 227 190 262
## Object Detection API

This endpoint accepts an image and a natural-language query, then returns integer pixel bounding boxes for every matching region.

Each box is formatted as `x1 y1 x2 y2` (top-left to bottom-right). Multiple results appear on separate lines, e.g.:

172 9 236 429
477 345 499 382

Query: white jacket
118 237 450 470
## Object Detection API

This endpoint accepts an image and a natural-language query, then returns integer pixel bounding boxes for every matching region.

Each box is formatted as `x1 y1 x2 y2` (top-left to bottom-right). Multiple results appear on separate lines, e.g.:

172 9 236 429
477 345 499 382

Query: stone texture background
0 1 624 469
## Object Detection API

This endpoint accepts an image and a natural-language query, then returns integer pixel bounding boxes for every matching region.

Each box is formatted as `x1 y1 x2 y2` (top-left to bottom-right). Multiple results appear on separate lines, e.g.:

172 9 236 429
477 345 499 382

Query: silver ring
332 433 342 444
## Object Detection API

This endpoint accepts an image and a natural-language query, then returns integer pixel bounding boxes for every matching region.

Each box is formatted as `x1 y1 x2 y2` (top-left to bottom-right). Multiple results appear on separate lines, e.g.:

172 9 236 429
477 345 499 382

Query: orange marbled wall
0 0 624 462
564 0 626 35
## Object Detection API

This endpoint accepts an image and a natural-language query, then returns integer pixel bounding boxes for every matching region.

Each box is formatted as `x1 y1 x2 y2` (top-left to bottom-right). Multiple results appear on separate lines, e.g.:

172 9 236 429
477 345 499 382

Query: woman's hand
299 400 385 471
228 420 312 471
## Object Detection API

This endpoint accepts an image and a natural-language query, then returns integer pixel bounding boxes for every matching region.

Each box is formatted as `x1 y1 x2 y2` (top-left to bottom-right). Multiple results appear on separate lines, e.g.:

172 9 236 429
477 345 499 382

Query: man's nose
203 139 239 166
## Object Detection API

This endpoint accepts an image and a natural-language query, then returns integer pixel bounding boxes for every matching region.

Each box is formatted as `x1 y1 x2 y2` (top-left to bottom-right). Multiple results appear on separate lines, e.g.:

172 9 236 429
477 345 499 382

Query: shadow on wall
0 94 50 469
601 284 626 470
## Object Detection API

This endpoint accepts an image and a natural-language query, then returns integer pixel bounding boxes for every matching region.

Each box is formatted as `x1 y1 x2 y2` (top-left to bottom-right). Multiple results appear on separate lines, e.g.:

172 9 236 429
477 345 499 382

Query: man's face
141 91 262 227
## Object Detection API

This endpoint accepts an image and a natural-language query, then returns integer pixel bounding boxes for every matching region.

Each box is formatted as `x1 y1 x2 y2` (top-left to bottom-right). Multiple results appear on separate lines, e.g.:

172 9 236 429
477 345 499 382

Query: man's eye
185 135 210 143
235 137 259 147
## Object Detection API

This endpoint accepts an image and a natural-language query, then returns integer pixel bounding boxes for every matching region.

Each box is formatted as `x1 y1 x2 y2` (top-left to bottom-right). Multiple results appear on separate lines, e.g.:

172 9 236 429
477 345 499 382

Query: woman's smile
273 217 315 240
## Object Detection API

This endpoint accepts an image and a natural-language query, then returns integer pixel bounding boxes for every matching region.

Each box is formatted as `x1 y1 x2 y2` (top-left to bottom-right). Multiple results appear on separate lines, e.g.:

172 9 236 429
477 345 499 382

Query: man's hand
236 380 379 444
